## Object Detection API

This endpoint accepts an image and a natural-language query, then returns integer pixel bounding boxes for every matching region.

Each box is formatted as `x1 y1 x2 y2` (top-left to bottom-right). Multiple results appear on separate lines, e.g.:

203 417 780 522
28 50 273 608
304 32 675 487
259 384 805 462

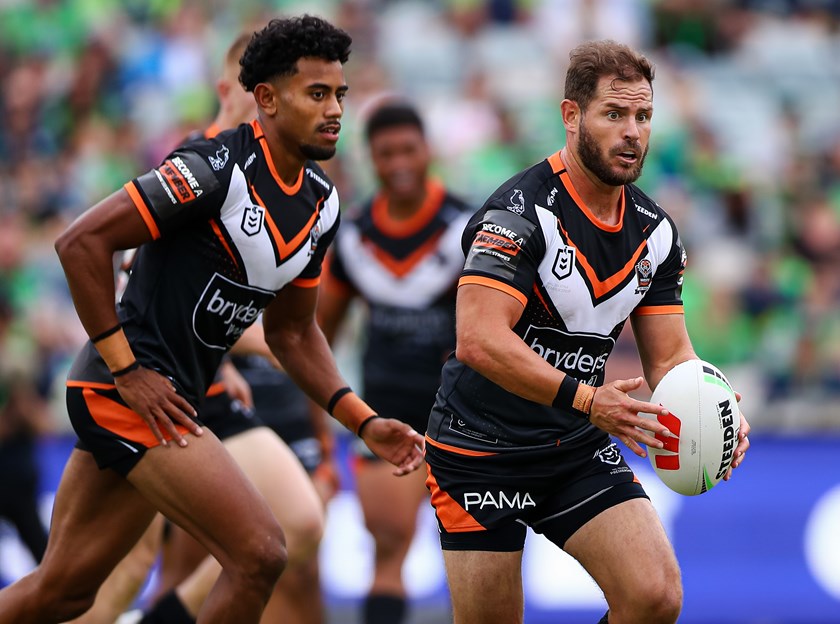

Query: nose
623 119 641 142
326 94 343 119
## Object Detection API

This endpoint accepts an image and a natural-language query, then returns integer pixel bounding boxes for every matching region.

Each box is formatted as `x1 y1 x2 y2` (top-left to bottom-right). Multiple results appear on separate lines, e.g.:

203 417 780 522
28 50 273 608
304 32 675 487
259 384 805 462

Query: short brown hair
225 33 251 66
564 40 655 112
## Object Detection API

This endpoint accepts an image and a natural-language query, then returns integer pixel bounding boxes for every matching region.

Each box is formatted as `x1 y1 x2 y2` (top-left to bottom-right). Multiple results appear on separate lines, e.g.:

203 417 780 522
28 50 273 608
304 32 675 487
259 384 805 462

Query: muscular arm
55 189 153 340
315 282 354 345
455 284 566 405
457 283 670 456
263 284 424 474
54 189 199 444
629 313 697 391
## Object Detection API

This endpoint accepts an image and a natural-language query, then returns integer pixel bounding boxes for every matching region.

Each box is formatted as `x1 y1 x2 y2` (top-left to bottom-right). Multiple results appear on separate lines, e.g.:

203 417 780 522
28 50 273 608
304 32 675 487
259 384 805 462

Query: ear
216 78 230 101
560 99 580 134
253 82 278 116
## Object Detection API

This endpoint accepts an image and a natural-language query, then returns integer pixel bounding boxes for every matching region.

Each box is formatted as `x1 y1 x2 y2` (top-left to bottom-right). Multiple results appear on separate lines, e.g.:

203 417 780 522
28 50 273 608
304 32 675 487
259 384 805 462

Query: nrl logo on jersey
241 205 264 237
552 245 575 280
506 189 525 215
635 258 653 294
208 145 229 171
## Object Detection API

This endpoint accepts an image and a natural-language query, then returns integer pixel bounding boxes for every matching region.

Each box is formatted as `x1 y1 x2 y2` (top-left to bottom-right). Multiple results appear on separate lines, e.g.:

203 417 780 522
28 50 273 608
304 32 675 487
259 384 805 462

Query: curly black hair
239 15 352 92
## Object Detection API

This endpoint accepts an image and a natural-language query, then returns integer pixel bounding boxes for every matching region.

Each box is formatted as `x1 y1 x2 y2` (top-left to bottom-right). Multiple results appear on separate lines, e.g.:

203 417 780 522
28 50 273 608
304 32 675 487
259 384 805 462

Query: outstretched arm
263 284 423 475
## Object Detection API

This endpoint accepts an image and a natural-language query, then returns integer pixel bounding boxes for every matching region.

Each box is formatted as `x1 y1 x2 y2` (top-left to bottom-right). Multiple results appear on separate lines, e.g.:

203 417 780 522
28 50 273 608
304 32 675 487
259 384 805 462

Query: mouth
616 149 638 165
319 123 341 141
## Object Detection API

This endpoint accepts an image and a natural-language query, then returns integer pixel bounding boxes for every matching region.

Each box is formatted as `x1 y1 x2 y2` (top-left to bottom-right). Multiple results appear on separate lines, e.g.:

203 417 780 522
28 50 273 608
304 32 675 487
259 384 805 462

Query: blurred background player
316 99 472 624
69 31 334 624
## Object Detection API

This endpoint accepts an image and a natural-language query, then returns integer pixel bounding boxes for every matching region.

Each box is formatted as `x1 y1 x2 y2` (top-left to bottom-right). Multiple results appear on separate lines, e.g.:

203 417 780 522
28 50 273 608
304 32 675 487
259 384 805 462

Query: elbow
54 225 81 266
455 338 491 373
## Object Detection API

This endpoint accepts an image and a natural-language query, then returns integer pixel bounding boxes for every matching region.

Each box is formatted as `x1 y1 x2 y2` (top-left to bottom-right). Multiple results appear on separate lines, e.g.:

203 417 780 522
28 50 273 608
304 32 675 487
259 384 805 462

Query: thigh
356 459 428 537
443 549 523 624
563 497 680 605
223 427 323 555
39 449 157 594
126 428 281 570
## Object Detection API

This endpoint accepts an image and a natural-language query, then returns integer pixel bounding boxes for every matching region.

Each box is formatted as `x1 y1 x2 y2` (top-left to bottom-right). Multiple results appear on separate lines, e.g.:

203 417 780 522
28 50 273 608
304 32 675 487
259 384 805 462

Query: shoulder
303 161 336 197
626 184 675 228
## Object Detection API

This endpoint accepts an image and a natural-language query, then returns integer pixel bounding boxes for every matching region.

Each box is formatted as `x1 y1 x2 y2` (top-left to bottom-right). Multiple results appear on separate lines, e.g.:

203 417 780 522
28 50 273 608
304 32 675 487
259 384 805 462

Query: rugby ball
643 359 740 496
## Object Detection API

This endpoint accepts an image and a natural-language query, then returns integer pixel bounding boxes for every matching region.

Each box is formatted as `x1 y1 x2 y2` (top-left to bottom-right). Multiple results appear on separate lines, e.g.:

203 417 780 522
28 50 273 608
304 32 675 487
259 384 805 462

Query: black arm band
111 361 140 378
356 415 381 438
552 375 579 409
91 323 123 343
327 386 352 415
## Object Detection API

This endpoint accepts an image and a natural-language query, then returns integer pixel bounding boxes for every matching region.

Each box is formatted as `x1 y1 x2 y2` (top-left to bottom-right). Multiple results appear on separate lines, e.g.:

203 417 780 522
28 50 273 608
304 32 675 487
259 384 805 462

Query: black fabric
139 590 195 624
363 593 407 624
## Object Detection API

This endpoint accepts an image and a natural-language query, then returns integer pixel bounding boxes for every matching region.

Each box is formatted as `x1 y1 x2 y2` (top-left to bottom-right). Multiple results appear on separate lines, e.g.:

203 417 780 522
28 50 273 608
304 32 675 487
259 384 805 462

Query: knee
283 509 324 565
613 567 682 624
234 522 288 591
366 516 415 555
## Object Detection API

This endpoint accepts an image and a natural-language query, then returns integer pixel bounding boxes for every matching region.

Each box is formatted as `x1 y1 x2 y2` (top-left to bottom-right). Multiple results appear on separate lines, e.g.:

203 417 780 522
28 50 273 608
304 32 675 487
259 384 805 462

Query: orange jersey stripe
369 230 444 278
250 120 304 195
458 276 528 308
82 387 189 448
209 219 239 268
559 170 625 233
424 435 498 457
205 381 226 397
370 180 445 238
251 183 322 260
124 182 161 240
633 305 684 316
291 276 320 288
425 463 487 533
67 380 116 390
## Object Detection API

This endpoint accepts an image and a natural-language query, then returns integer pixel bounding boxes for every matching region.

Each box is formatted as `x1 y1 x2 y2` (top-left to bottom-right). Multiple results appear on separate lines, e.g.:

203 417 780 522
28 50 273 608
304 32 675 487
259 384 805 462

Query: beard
300 143 337 161
577 118 648 186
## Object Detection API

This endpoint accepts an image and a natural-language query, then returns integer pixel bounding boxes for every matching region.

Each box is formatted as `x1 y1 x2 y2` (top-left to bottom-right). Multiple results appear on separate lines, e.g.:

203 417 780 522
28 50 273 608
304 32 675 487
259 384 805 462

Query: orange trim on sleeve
67 380 116 390
425 463 487 533
424 435 498 457
633 305 684 316
82 388 189 449
124 182 161 240
291 276 320 288
458 276 528 307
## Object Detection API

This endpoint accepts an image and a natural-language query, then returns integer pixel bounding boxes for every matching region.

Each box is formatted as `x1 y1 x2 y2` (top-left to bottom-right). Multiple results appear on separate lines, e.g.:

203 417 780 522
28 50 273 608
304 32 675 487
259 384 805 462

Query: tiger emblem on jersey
634 258 653 294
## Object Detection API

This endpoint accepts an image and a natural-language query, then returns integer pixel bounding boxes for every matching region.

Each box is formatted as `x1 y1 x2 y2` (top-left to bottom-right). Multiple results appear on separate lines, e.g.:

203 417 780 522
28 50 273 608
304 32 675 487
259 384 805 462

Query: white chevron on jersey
218 166 340 293
533 204 679 337
335 212 470 307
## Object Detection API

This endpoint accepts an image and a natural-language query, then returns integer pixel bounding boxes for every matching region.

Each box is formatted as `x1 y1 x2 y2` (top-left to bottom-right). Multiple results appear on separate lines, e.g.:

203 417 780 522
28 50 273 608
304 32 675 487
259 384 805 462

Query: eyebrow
307 82 349 92
601 101 652 112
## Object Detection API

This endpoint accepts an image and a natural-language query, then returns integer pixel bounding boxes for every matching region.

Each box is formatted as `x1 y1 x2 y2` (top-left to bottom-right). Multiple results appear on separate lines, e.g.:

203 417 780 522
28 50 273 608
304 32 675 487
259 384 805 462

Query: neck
258 119 305 187
560 147 624 226
385 188 427 220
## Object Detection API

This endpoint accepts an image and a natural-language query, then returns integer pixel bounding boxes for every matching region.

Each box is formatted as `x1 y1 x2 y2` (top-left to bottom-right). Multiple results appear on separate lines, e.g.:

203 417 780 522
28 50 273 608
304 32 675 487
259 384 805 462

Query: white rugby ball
643 359 740 496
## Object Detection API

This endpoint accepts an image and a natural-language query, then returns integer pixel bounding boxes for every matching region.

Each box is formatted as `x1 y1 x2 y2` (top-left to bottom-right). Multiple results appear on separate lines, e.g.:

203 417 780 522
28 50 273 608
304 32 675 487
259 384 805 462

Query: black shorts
351 387 435 462
68 383 198 477
424 429 648 552
199 386 263 441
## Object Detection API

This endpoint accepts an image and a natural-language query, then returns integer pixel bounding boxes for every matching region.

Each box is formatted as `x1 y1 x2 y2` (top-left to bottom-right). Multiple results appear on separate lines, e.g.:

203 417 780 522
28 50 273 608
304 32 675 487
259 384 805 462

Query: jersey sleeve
635 219 687 316
124 147 228 239
291 186 341 287
459 206 546 307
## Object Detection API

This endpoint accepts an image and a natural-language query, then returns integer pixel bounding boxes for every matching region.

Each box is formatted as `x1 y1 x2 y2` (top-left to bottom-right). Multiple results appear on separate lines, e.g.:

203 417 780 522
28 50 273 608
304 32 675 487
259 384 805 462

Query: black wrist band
356 415 380 438
327 386 352 415
552 375 579 409
91 323 123 343
112 361 140 378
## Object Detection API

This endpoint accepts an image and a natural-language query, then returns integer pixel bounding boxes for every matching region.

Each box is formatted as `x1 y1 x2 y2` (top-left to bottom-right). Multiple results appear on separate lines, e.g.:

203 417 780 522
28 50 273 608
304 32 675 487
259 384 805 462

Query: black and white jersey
327 181 471 424
68 120 340 406
427 150 686 451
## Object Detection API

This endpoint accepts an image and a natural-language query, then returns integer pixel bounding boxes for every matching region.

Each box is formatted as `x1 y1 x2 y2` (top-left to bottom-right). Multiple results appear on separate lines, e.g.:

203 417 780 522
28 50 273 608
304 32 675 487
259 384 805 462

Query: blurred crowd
1 0 839 472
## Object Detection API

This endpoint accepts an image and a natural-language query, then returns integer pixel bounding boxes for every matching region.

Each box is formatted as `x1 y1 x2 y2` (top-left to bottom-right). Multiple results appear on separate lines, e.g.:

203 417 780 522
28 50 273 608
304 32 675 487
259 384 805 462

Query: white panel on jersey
217 167 338 293
336 212 470 308
535 206 676 337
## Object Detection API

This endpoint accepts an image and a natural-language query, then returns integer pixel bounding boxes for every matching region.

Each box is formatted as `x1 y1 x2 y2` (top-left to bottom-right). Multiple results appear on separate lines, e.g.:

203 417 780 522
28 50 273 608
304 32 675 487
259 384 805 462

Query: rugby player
423 40 751 624
317 100 471 624
0 15 422 624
